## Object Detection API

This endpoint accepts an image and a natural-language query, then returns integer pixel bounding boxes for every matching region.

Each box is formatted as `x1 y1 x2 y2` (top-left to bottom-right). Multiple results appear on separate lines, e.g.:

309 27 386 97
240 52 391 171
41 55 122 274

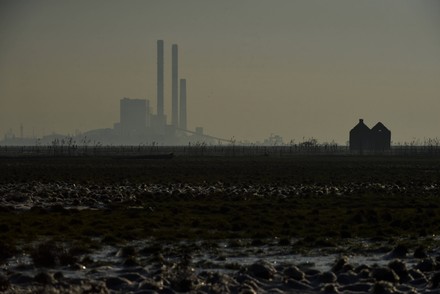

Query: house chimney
157 40 164 117
171 44 178 128
359 119 364 123
179 79 187 130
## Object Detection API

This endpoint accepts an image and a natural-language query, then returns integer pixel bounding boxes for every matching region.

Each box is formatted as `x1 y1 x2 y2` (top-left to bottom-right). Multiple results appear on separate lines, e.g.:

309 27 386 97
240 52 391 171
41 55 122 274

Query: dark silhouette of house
371 122 391 151
349 119 371 151
349 119 391 152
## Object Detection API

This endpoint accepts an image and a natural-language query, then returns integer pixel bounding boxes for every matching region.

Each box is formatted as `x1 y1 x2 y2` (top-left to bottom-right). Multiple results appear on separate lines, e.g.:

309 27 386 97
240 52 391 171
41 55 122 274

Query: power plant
0 39 230 146
107 40 209 145
118 98 148 136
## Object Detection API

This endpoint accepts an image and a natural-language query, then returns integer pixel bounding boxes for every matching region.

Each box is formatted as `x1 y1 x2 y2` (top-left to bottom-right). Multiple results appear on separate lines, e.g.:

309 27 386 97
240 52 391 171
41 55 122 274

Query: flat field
1 155 440 244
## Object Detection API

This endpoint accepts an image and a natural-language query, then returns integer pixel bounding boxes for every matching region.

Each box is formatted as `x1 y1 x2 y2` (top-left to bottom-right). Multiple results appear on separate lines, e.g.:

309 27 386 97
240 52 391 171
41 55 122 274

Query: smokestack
157 40 164 117
179 79 187 130
171 44 178 128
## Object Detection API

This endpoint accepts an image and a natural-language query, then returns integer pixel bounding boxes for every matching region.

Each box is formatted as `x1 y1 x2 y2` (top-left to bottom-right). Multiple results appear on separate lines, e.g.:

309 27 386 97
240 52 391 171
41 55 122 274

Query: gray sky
1 0 439 144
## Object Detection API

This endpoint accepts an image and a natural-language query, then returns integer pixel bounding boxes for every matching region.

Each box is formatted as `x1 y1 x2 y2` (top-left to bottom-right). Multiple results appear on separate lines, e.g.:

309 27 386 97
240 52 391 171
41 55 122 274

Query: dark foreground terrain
1 155 440 293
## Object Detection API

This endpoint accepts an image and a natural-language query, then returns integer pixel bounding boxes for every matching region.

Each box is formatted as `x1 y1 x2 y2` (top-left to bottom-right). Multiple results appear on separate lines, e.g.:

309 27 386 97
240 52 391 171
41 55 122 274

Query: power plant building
112 41 194 143
81 40 209 145
119 98 148 136
179 79 187 130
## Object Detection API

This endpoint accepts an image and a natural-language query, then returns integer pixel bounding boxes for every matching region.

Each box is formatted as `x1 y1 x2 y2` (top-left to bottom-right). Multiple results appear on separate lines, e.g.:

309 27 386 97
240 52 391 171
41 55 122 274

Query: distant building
349 119 391 152
371 122 391 151
195 127 204 136
119 98 147 136
349 119 371 151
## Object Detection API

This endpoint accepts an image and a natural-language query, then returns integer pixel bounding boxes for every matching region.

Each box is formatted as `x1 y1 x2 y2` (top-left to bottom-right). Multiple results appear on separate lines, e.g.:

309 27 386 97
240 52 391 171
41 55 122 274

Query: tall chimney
157 40 164 118
171 44 178 128
179 79 187 130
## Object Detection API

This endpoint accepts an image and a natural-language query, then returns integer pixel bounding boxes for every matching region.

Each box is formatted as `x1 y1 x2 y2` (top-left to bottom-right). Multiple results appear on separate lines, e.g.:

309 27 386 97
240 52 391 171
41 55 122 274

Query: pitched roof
351 119 370 132
371 122 390 133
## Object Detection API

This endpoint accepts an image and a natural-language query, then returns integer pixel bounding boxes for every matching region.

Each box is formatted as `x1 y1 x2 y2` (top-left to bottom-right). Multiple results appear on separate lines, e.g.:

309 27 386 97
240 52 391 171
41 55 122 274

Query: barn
349 119 391 152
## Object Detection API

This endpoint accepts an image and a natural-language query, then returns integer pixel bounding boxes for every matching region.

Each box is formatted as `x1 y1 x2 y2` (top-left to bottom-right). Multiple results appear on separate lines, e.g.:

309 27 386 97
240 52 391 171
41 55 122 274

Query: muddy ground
1 155 440 293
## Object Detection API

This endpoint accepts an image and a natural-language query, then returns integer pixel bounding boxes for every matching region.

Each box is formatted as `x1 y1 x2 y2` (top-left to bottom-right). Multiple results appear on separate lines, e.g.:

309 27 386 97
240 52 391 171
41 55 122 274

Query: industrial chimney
157 40 164 118
171 44 178 128
179 79 187 130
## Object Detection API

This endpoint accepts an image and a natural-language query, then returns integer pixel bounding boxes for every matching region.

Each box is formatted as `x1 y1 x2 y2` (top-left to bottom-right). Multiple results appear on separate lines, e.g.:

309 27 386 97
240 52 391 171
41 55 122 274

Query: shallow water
2 238 426 281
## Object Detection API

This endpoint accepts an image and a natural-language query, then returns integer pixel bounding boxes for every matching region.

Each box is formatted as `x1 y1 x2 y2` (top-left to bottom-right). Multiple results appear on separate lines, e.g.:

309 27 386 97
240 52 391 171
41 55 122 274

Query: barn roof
371 122 390 133
350 119 370 132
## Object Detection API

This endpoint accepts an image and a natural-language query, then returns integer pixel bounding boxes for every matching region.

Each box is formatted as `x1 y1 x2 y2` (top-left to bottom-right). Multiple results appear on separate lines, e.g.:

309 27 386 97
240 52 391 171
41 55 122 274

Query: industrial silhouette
73 40 225 145
115 98 148 136
350 119 391 152
0 40 238 146
79 40 218 145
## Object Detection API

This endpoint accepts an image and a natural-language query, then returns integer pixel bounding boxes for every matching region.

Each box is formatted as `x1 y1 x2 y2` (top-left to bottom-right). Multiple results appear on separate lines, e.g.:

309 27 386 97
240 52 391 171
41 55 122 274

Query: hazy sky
1 0 439 144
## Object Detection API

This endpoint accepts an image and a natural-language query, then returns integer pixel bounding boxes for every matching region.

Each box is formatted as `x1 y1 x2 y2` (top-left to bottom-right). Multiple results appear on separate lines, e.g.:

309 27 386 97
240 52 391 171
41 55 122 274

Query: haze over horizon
1 0 439 144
